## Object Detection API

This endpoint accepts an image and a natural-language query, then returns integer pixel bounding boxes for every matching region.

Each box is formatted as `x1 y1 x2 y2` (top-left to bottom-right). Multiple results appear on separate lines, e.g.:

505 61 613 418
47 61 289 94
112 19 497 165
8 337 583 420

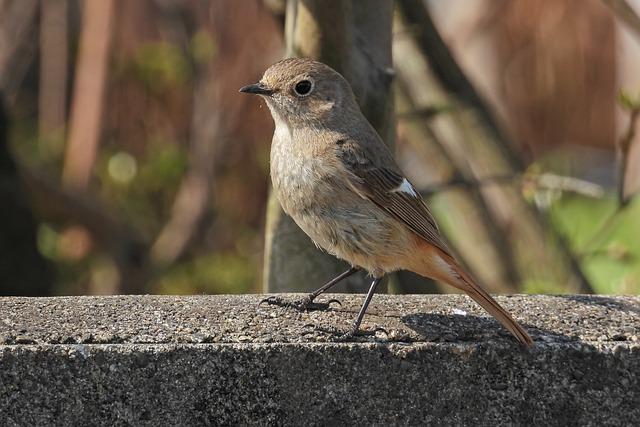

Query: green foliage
618 90 640 111
521 279 564 295
126 42 192 92
550 195 640 294
98 142 188 236
154 252 256 295
429 187 639 294
36 223 97 295
118 32 217 94
37 224 59 260
190 31 217 64
10 117 65 172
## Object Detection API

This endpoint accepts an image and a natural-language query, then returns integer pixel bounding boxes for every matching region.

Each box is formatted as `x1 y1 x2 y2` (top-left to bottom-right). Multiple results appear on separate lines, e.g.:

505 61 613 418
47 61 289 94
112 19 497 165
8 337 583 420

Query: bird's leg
300 266 360 308
350 276 383 335
260 266 360 311
316 276 384 341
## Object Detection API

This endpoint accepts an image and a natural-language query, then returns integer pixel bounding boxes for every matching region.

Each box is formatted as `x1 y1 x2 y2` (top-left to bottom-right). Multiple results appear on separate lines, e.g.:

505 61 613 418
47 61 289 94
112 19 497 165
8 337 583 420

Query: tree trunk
264 0 393 292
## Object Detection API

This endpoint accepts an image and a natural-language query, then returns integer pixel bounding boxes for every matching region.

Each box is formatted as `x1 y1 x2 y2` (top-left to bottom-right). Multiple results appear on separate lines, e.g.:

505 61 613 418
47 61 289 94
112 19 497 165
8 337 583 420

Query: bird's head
240 58 358 128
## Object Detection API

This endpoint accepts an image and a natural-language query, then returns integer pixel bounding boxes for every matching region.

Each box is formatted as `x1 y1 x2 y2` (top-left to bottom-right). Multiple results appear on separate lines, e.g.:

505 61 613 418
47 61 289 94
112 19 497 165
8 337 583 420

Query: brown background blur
1 0 638 296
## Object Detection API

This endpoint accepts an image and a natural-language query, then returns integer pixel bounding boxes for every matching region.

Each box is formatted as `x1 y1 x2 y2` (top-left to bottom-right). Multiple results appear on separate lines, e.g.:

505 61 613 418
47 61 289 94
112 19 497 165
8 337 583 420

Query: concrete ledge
0 294 638 425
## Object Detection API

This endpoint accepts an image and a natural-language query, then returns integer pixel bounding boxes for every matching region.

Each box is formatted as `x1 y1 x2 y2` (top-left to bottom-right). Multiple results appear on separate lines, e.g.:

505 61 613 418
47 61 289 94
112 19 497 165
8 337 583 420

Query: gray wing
336 139 451 255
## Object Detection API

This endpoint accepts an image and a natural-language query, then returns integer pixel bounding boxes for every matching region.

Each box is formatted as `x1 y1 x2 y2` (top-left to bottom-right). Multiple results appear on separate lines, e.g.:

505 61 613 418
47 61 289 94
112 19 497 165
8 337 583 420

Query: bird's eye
294 80 313 96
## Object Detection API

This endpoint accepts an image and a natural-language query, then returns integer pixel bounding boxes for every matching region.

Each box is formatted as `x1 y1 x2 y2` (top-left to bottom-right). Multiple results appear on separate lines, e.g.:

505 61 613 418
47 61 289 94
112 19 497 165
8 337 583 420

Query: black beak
239 82 274 96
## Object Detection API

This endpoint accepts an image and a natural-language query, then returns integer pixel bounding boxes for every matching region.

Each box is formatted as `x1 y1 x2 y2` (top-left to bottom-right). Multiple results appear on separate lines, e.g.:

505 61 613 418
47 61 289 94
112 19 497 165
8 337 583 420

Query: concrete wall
0 294 638 425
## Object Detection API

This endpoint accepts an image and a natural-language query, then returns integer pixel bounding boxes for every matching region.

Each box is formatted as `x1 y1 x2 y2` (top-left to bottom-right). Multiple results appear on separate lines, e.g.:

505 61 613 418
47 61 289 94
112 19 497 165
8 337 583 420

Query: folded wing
336 139 451 256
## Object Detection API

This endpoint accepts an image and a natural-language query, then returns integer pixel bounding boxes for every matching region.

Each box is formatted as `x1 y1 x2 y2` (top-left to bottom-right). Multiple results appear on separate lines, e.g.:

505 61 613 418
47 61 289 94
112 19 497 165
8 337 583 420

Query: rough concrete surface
0 294 638 426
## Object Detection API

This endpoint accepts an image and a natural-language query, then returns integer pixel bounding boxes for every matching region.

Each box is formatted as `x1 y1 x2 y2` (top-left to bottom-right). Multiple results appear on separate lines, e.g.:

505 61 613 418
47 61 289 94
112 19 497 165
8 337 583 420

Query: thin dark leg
260 266 360 310
352 277 382 333
308 266 359 301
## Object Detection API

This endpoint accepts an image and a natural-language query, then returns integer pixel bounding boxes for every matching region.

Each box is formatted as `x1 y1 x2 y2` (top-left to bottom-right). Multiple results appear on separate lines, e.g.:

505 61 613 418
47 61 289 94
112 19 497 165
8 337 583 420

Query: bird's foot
259 295 341 311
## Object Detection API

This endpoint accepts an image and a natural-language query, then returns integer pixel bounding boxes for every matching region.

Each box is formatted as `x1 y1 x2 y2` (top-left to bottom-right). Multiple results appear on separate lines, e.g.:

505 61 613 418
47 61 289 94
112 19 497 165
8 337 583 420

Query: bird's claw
325 298 342 308
258 295 289 308
258 295 341 312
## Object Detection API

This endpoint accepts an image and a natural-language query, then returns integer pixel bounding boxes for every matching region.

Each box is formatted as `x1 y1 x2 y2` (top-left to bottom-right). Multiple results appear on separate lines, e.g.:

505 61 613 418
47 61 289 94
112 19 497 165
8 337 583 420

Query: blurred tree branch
62 0 115 189
39 0 68 139
397 0 522 169
396 0 594 293
20 165 149 292
419 173 605 199
395 75 521 292
617 95 640 206
263 0 286 27
148 1 219 266
580 97 640 257
602 0 640 40
150 66 221 266
150 1 277 271
0 0 38 100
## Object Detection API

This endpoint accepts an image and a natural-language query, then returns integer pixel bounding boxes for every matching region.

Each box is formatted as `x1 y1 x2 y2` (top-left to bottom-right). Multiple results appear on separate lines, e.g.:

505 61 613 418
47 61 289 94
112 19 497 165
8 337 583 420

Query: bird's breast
270 132 412 271
270 135 334 215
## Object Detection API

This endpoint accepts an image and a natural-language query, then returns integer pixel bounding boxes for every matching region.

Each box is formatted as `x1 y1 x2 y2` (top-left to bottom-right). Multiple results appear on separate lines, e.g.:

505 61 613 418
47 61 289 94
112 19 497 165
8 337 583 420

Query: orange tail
427 251 533 347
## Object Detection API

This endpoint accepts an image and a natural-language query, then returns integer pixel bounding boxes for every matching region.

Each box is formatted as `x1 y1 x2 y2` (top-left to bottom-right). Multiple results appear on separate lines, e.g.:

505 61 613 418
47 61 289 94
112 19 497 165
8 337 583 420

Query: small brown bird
241 58 533 346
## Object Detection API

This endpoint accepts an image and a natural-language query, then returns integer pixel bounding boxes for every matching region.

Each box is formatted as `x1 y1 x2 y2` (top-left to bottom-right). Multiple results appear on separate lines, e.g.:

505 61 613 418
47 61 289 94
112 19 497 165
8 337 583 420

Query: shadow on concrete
400 312 575 344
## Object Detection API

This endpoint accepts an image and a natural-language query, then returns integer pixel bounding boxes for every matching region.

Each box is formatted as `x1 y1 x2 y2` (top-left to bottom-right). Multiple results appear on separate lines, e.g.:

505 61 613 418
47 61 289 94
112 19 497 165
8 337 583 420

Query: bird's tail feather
437 253 533 347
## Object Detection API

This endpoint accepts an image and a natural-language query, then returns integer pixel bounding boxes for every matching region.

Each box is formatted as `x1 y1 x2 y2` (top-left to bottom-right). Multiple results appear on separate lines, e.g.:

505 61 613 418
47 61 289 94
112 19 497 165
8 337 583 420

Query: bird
240 57 533 346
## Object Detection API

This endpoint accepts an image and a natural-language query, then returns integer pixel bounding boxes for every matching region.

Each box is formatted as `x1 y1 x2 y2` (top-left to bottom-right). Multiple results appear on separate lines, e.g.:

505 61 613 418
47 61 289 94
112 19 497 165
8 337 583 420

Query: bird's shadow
269 294 636 345
309 310 572 345
399 312 573 345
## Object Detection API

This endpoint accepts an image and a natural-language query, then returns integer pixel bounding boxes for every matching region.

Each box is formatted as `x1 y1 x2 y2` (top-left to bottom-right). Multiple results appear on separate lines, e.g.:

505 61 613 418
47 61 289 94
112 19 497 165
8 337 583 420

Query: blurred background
0 0 638 297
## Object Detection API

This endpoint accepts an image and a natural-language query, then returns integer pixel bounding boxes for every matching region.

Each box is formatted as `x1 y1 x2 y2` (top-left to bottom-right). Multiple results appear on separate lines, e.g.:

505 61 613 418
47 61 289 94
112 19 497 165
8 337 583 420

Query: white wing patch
392 178 418 197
